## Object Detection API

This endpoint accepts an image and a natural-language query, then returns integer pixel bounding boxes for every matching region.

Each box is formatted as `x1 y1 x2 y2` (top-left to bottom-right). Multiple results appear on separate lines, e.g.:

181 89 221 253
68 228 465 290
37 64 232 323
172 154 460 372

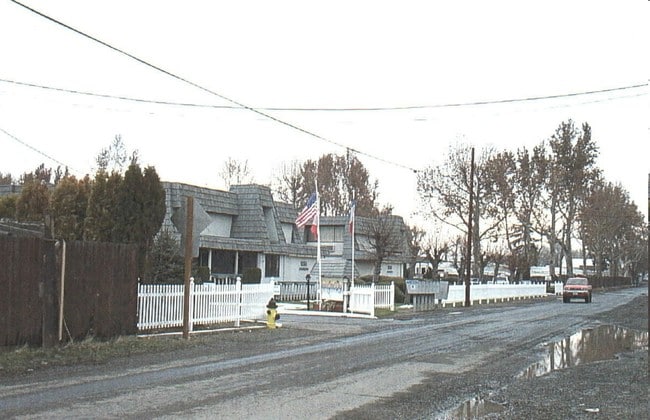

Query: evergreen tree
15 179 50 222
50 175 91 240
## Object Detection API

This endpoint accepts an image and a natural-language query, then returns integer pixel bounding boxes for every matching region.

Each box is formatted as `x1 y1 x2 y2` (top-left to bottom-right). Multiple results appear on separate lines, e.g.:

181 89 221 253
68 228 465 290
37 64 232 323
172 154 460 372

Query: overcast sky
1 0 648 229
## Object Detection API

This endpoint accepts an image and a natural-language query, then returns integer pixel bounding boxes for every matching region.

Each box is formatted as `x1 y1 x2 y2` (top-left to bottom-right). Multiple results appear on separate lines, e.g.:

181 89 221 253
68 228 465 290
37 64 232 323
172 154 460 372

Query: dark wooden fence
0 236 44 346
557 275 633 289
1 236 138 347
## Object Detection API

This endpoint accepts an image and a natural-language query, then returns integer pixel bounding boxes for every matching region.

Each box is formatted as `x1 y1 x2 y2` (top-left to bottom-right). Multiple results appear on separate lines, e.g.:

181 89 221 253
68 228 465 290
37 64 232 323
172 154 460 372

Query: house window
319 226 344 242
305 227 318 242
265 254 280 277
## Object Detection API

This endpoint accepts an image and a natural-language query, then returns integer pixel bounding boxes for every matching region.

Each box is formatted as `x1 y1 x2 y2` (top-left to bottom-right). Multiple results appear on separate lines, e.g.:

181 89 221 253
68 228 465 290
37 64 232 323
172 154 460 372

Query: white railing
440 282 555 306
137 279 275 331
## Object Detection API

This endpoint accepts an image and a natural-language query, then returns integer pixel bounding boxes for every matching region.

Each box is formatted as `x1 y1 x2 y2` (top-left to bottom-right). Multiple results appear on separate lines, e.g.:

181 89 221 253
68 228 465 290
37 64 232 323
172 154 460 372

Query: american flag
295 192 318 228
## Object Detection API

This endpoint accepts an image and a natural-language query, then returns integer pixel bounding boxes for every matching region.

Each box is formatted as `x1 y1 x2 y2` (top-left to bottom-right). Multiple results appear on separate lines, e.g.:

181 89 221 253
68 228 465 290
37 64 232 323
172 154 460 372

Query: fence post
189 277 195 332
370 283 376 318
390 281 395 311
42 216 57 348
235 277 242 327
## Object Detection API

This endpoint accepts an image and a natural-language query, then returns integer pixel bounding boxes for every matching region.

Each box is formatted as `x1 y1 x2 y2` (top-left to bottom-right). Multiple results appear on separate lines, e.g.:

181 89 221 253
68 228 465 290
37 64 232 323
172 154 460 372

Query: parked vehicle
562 277 592 303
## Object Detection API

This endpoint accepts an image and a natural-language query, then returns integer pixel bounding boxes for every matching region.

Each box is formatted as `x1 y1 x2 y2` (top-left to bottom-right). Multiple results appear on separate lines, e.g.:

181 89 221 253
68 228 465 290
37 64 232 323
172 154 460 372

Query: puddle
447 396 506 418
446 325 648 418
519 324 648 379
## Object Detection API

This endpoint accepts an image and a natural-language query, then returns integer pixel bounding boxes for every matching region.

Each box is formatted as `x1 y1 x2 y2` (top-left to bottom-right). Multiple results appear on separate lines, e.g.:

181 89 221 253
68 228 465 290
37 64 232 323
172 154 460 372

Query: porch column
208 250 212 277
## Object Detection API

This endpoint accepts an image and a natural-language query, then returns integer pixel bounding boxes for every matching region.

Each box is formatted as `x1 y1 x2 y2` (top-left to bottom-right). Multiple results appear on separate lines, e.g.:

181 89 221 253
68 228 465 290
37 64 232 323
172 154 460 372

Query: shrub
242 267 262 284
194 266 210 283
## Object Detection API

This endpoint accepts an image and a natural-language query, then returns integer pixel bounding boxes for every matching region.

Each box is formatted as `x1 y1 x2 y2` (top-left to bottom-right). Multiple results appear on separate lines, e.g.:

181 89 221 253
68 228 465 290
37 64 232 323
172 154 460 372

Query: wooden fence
1 236 138 347
0 236 44 346
137 279 275 331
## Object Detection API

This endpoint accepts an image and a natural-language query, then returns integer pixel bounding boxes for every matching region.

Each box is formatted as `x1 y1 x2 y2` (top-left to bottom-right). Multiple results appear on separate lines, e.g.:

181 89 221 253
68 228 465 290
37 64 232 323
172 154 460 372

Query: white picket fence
138 279 275 331
348 282 395 317
440 282 560 307
276 281 318 301
275 281 395 315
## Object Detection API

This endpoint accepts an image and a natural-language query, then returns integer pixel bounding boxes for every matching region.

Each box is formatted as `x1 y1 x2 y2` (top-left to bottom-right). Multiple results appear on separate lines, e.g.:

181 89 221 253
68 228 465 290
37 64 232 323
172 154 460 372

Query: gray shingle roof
163 182 238 215
229 184 286 242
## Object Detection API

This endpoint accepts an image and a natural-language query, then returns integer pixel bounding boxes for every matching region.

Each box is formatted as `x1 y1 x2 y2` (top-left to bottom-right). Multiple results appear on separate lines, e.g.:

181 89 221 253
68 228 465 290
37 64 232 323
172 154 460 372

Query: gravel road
1 286 647 419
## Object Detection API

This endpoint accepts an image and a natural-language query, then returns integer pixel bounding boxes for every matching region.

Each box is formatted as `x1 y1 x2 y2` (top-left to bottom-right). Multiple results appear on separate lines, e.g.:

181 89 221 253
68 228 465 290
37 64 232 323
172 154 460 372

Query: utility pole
465 148 475 307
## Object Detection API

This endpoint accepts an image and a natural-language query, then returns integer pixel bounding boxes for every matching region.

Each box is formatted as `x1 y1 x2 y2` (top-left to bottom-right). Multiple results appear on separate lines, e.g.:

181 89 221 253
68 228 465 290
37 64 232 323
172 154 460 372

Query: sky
0 0 648 230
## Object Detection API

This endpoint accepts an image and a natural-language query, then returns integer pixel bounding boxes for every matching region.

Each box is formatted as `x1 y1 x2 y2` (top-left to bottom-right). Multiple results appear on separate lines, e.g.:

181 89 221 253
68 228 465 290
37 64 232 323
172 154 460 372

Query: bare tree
580 179 645 277
416 142 499 278
285 152 378 215
271 160 302 207
405 225 426 278
0 172 12 184
539 120 599 277
366 207 405 283
486 145 548 280
96 135 129 173
220 157 254 189
422 238 449 279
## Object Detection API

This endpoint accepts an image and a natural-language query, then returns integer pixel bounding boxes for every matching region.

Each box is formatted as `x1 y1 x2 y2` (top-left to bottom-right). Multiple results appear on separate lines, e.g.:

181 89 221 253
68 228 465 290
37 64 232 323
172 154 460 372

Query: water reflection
519 324 648 379
448 396 505 418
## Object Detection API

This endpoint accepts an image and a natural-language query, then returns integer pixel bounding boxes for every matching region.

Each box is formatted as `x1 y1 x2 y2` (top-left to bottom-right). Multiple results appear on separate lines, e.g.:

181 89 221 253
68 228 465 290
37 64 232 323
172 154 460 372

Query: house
162 182 411 283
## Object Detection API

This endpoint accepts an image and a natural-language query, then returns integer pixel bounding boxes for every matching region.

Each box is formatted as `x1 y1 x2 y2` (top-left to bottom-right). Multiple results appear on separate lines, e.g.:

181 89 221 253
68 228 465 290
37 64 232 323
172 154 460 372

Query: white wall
202 213 232 237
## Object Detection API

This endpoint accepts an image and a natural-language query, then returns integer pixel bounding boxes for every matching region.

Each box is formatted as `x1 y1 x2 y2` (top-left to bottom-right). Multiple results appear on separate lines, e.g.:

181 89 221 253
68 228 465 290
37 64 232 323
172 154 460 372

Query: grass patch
0 334 198 377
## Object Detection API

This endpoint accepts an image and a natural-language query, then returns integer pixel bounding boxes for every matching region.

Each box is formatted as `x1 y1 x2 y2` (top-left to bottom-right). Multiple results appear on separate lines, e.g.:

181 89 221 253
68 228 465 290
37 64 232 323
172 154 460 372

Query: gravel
331 290 649 420
2 289 648 419
487 293 649 420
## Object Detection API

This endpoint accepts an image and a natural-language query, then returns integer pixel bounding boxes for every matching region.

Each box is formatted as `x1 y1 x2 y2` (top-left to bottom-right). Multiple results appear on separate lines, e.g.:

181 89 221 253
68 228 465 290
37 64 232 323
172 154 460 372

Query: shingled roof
162 182 314 256
163 182 238 215
229 184 286 243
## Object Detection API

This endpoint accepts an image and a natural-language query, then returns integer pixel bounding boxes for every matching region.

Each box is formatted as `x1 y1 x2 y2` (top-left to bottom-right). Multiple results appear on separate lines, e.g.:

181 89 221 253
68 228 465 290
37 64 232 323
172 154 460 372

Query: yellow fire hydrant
266 298 280 329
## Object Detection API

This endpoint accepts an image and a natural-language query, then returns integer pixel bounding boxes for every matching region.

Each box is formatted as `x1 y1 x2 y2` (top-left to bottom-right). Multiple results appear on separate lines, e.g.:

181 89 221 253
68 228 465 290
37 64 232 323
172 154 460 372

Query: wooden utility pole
465 148 475 307
182 196 194 340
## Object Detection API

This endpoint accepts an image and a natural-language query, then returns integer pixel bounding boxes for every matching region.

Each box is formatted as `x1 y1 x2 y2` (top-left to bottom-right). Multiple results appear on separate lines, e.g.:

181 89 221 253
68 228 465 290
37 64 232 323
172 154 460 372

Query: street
1 287 646 419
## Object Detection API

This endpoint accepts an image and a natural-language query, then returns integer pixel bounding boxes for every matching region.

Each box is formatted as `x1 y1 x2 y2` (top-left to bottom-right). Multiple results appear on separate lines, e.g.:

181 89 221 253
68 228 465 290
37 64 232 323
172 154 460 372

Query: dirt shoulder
484 292 649 420
2 289 648 419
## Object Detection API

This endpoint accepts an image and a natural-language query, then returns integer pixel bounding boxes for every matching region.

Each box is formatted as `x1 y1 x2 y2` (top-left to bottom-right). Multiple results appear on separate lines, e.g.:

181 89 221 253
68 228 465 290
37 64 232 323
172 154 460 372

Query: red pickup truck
562 277 592 303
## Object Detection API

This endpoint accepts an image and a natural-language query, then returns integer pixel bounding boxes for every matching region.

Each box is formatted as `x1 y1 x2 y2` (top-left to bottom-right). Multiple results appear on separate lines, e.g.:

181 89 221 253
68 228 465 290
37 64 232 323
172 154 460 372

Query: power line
9 0 418 174
1 77 646 112
0 78 238 110
14 1 647 177
8 1 648 178
0 126 76 172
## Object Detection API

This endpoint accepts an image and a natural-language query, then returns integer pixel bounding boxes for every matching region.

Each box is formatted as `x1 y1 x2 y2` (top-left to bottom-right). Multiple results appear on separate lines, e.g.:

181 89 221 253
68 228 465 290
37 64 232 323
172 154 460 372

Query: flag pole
351 191 355 290
316 180 322 307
